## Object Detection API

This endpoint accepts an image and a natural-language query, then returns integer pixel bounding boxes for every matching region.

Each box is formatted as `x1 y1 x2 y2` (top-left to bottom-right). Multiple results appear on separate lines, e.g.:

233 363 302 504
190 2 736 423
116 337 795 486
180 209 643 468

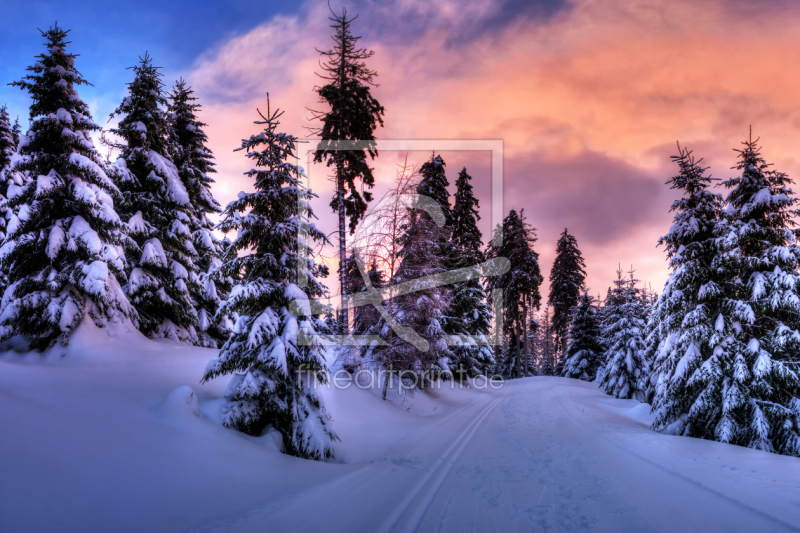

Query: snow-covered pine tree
653 136 800 456
548 228 586 356
485 209 543 378
562 293 603 381
534 307 558 375
343 252 384 337
311 7 385 327
107 54 200 344
11 117 21 149
638 283 660 402
0 107 28 296
167 78 231 347
0 105 15 243
0 25 135 350
648 144 723 420
449 167 493 379
379 158 454 385
0 105 14 180
410 154 459 375
599 267 648 399
201 98 336 460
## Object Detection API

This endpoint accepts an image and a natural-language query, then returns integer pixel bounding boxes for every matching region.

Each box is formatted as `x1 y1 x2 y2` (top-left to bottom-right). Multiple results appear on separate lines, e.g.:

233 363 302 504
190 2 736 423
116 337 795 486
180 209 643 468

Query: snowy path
194 378 800 533
2 332 800 533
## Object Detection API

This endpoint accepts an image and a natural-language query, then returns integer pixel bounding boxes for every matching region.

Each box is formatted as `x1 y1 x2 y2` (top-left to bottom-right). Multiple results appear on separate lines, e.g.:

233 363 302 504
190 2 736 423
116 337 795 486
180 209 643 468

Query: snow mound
156 385 201 419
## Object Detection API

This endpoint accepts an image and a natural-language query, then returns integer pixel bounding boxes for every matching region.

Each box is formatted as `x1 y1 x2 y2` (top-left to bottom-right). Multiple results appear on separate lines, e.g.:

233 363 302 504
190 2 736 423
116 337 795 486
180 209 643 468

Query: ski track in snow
3 334 800 533
376 385 511 533
190 379 800 533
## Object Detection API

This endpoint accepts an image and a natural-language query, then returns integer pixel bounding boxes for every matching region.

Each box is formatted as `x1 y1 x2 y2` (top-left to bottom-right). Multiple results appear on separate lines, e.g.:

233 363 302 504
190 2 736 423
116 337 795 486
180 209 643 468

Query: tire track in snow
376 385 510 533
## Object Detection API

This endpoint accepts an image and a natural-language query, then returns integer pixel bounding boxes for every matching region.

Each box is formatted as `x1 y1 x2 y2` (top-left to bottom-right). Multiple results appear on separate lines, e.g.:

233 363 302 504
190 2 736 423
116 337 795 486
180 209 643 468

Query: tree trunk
523 297 529 377
382 362 390 400
337 168 348 329
514 329 521 379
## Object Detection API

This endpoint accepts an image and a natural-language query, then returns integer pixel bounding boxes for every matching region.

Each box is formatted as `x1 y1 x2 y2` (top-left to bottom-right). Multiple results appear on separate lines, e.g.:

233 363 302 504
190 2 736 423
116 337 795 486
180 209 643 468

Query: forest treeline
1 9 798 460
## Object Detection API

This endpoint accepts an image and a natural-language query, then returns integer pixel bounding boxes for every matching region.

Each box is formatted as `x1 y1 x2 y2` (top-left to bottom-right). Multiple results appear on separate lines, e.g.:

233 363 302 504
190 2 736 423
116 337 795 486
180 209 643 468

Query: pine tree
0 105 16 244
0 108 26 295
0 105 14 181
534 307 558 375
548 228 586 355
201 99 336 460
414 155 463 374
167 78 230 347
380 163 454 385
0 25 135 350
562 293 603 381
449 167 493 378
653 137 800 456
107 54 200 344
311 7 385 327
639 283 660 402
485 209 543 378
599 267 648 399
343 252 384 337
649 144 724 417
11 117 21 149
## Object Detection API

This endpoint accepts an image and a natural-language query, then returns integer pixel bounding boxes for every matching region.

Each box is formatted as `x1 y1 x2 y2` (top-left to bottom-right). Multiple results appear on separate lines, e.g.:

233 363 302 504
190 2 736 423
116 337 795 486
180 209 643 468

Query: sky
2 0 800 303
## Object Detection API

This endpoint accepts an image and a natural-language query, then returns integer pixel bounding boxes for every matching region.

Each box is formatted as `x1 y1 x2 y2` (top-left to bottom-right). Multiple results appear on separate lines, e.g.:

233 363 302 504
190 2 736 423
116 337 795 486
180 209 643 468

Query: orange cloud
187 0 800 298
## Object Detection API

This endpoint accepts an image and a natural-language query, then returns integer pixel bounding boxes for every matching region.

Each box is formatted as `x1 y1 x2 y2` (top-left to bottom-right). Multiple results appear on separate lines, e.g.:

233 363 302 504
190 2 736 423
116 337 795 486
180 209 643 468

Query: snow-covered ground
2 324 800 533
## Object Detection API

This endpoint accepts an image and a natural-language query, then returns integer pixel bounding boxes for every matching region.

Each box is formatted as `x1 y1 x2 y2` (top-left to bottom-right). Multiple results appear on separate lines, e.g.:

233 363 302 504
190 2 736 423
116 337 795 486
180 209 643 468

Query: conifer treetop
1 24 134 350
548 227 586 353
108 53 170 155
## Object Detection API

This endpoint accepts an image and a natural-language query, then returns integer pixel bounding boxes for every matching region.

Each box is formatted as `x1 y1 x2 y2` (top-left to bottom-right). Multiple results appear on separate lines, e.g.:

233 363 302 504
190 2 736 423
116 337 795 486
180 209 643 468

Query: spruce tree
415 155 463 373
0 105 16 244
107 55 200 343
11 117 21 149
562 293 603 381
653 137 800 455
202 99 336 460
449 167 493 378
649 144 723 418
639 283 660 402
0 105 14 181
548 228 586 355
311 7 385 327
535 307 558 375
382 165 454 385
485 209 543 378
599 267 648 399
0 107 27 294
0 25 135 350
343 252 384 337
167 78 230 347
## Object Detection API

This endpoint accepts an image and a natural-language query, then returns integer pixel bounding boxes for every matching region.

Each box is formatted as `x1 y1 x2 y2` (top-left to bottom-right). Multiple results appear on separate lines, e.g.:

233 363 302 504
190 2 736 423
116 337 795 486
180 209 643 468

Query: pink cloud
186 0 800 299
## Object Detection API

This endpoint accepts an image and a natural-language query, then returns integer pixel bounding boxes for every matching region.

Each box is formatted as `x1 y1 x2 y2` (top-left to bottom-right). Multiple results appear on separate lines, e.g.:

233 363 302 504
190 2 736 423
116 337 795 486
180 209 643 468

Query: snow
46 225 65 259
129 268 159 293
55 107 73 124
2 333 800 532
68 215 103 254
141 238 168 268
285 282 311 316
127 211 150 234
35 168 63 196
68 152 118 193
146 150 189 205
81 261 110 298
